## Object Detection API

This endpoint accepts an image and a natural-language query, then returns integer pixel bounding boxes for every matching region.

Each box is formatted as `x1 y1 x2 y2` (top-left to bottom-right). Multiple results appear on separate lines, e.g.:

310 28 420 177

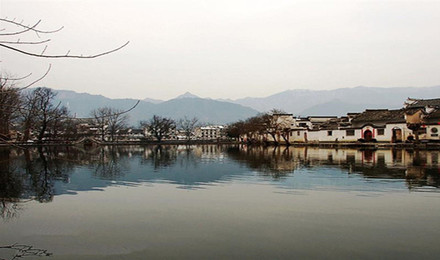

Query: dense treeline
226 109 291 144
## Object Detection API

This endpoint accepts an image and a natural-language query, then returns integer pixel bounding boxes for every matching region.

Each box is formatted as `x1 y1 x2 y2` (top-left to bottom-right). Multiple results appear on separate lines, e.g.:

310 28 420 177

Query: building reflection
232 145 440 190
1 145 439 220
227 146 299 179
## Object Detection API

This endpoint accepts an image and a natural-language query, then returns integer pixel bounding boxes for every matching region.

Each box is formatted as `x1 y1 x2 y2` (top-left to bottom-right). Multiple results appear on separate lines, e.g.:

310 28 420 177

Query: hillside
53 90 259 126
232 86 440 115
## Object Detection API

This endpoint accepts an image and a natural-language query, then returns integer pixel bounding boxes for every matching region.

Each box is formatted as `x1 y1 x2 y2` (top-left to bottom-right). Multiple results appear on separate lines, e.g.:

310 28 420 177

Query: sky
1 0 440 100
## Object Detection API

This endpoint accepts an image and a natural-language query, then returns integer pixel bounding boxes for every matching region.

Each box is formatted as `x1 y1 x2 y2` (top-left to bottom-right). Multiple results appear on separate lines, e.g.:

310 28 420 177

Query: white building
196 125 226 140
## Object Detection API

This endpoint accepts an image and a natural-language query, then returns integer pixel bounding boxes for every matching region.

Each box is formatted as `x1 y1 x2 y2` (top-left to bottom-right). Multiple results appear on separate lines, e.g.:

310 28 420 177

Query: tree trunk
38 120 48 142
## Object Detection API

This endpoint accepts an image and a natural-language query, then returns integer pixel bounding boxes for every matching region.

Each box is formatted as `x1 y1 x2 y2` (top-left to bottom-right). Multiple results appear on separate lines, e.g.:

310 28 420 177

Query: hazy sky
1 0 440 100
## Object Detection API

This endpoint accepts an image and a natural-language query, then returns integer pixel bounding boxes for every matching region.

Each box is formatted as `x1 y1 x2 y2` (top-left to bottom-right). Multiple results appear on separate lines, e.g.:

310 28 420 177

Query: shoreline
1 139 440 150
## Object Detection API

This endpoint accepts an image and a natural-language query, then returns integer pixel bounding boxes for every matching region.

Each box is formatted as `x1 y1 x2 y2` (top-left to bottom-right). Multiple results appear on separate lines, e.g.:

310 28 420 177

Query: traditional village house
404 98 440 141
239 97 440 144
286 116 346 143
287 117 312 143
305 117 350 143
348 109 409 142
116 128 145 141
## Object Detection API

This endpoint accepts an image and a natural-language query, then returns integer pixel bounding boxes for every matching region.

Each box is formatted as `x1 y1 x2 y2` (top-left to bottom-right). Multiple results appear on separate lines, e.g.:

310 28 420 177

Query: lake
1 145 439 259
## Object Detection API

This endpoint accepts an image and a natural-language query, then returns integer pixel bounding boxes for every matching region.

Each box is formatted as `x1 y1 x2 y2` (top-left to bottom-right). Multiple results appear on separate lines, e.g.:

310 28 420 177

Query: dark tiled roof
404 107 426 116
131 129 144 134
405 98 440 109
351 109 405 123
313 118 348 130
425 109 440 119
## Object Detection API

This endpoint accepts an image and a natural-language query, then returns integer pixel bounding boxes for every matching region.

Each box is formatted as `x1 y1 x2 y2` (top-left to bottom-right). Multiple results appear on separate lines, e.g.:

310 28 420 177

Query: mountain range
233 86 440 115
52 86 440 125
54 90 259 126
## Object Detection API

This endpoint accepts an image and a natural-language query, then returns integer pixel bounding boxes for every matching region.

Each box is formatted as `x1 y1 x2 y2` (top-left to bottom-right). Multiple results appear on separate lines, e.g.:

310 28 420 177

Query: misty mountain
54 90 258 126
232 86 440 115
51 85 440 126
143 97 163 104
299 99 380 116
175 92 199 99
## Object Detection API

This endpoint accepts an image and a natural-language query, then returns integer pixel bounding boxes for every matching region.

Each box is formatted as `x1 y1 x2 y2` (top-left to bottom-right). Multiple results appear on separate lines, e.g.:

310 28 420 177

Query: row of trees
226 109 292 145
0 77 136 142
140 116 199 142
1 16 129 143
2 80 286 144
0 83 72 142
0 81 201 143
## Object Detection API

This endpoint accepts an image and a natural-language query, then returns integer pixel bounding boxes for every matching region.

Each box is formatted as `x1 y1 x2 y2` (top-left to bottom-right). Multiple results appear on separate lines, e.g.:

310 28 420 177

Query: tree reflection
90 146 130 179
0 147 74 220
143 145 178 170
1 145 440 221
227 145 296 179
23 147 71 202
0 148 23 220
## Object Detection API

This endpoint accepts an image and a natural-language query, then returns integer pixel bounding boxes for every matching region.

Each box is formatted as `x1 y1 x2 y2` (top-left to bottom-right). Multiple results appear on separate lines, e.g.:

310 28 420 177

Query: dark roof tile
351 109 405 123
405 98 440 108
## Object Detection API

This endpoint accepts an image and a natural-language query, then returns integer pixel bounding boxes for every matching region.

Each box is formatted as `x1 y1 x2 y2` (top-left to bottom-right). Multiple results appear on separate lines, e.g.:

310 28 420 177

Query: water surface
1 145 439 259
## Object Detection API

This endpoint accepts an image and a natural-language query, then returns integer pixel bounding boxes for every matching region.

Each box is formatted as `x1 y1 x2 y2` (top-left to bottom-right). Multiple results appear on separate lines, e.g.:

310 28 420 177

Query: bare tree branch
0 18 63 34
0 41 130 59
0 72 32 81
0 39 51 45
18 64 51 90
1 18 129 58
0 19 43 36
80 100 140 120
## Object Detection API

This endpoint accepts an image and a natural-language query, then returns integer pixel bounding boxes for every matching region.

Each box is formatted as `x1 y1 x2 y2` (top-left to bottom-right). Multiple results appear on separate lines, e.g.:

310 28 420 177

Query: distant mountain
51 85 440 125
143 97 163 104
53 90 258 126
175 92 199 99
299 99 380 116
232 86 440 115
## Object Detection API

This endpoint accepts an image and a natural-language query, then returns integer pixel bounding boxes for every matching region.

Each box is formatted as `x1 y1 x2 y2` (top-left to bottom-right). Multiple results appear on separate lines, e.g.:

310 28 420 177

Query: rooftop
351 109 406 123
404 98 440 109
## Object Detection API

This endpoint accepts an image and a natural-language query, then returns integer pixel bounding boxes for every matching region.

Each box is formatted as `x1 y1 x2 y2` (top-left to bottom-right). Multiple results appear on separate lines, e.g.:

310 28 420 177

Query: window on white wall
431 127 438 137
346 129 355 136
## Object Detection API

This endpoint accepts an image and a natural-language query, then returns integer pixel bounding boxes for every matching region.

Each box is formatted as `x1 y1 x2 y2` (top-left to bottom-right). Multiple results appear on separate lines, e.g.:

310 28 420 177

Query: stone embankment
2 140 440 150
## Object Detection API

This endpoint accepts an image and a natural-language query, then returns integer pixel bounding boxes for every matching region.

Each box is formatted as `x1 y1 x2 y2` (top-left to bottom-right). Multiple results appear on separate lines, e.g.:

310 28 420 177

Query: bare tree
0 17 130 143
91 107 129 142
226 120 245 139
0 75 21 140
178 116 199 141
141 115 176 142
23 88 69 142
0 17 129 59
107 109 129 142
91 107 111 141
20 90 39 141
259 109 292 145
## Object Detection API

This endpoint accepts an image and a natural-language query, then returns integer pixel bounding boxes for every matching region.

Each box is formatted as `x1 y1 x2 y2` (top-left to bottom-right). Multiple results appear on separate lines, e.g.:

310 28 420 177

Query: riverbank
2 139 440 150
0 139 237 147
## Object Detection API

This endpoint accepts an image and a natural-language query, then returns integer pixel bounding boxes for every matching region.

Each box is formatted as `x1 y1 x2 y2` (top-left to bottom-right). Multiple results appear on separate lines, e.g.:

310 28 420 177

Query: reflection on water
1 145 439 220
1 145 440 259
